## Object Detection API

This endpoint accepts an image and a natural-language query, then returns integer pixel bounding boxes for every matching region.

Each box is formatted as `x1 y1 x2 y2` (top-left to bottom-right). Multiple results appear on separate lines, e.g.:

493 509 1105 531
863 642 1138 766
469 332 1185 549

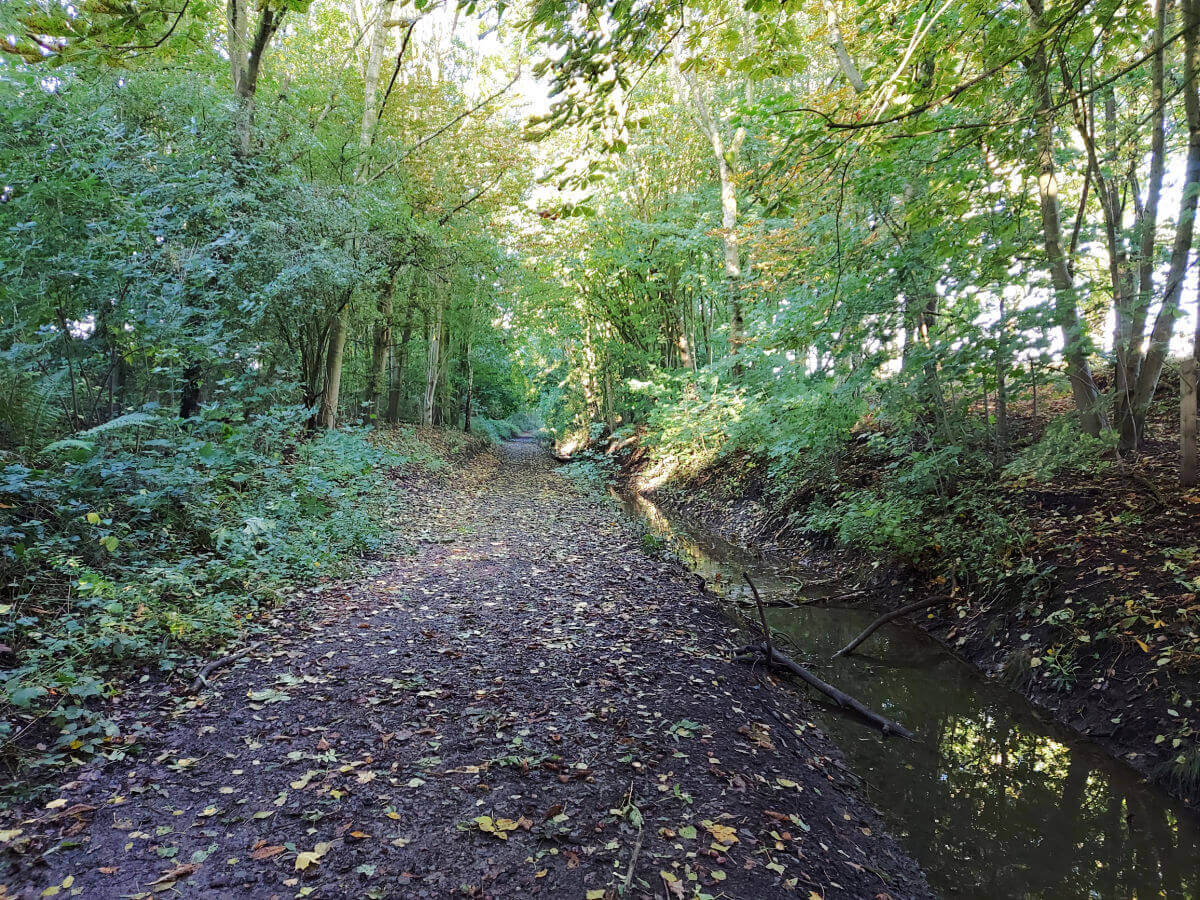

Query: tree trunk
821 0 866 93
462 341 473 432
355 0 398 181
387 304 414 422
228 0 283 156
717 152 744 354
317 310 348 429
1182 359 1198 487
1113 1 1167 450
675 62 746 357
1026 0 1104 436
364 281 394 423
1125 0 1200 449
422 292 444 427
180 363 203 419
995 292 1010 460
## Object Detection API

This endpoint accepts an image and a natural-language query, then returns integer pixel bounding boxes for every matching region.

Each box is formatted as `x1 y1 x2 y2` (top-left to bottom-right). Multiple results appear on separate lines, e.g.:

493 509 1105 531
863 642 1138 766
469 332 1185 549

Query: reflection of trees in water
916 702 1198 897
770 607 1199 898
621 493 1200 898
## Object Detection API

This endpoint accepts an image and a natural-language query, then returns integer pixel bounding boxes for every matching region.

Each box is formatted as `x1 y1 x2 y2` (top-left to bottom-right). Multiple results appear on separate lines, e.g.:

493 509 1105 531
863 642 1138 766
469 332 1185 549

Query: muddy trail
2 439 928 899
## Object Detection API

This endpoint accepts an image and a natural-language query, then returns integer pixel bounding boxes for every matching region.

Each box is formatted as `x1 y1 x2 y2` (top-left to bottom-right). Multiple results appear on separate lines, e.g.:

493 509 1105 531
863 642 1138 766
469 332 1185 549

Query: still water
613 489 1200 899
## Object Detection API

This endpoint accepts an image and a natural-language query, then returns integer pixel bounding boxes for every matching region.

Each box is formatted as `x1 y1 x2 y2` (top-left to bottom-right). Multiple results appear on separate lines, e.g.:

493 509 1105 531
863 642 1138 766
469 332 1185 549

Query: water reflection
614 489 1200 899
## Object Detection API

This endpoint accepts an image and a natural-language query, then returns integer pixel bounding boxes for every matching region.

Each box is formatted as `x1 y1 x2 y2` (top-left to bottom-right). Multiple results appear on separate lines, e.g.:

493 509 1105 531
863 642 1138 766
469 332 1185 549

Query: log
833 596 946 659
191 641 263 693
737 641 914 740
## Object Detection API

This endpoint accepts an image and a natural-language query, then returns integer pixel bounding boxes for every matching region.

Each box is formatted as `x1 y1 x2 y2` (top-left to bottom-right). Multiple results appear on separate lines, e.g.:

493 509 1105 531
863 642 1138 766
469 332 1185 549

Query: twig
833 596 947 658
622 823 644 895
744 573 773 660
191 641 263 693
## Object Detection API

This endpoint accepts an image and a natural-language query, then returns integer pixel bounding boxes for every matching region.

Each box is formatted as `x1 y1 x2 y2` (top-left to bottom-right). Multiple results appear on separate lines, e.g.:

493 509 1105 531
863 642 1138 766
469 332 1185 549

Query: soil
0 438 929 899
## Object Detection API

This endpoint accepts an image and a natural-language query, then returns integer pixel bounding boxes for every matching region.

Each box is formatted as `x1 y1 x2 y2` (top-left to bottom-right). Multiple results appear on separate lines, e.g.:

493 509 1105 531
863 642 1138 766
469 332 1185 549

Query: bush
0 406 397 768
1004 415 1114 482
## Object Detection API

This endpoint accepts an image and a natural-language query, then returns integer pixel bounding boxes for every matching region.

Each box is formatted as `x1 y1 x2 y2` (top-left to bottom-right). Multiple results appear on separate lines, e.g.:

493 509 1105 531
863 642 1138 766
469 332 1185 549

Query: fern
80 412 157 436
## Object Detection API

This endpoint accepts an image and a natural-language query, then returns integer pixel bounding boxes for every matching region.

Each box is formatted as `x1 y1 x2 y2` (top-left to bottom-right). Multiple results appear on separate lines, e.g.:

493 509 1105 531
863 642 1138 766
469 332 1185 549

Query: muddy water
613 489 1200 899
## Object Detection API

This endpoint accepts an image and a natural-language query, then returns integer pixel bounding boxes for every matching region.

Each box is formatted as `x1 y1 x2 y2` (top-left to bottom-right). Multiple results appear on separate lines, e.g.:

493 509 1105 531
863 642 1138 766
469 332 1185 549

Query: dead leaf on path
474 816 519 839
704 821 738 846
149 863 200 886
251 844 286 860
294 841 331 870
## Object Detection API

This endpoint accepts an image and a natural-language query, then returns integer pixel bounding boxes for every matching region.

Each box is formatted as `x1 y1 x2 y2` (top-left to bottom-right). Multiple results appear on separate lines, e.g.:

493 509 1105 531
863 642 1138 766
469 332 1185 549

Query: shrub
0 406 396 768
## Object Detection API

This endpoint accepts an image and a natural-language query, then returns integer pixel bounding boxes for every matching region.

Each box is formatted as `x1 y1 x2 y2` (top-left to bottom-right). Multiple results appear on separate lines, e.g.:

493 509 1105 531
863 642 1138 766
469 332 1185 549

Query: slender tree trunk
717 152 744 353
1182 359 1198 487
355 0 397 182
228 0 283 156
387 304 414 422
179 364 203 419
1026 0 1104 436
821 0 866 93
675 61 746 357
1126 0 1200 448
995 292 1010 460
462 342 473 432
364 278 394 422
1112 1 1167 450
422 291 444 427
317 310 348 428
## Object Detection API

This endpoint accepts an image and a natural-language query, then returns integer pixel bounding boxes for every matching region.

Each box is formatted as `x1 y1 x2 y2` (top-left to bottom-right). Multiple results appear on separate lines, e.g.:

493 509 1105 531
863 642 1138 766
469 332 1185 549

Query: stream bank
608 483 1200 898
585 423 1200 814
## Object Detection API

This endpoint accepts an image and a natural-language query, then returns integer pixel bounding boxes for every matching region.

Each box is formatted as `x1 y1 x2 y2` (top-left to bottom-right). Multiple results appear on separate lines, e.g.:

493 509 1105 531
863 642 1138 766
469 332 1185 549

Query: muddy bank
0 440 929 899
610 484 1200 898
611 445 1200 812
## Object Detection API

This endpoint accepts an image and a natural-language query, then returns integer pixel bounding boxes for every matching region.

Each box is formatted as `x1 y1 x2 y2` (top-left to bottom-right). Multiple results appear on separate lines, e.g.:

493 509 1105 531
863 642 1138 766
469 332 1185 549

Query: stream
612 489 1200 899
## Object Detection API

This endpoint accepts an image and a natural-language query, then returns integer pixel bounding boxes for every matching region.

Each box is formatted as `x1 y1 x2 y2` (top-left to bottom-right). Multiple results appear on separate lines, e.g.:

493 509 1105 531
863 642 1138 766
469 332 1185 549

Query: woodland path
3 440 929 899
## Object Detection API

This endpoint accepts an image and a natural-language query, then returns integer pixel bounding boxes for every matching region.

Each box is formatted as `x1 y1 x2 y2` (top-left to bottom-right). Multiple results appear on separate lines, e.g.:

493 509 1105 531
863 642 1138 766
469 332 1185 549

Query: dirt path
2 440 929 899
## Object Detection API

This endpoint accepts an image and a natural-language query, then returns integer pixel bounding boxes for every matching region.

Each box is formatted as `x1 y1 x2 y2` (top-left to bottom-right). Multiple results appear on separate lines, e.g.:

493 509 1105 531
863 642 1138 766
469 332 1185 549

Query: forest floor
0 438 929 899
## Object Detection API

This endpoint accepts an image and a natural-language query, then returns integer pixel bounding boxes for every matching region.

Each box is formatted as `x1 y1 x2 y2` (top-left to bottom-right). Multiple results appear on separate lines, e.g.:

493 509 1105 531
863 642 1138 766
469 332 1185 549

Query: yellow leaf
705 823 738 845
1135 638 1150 653
294 842 330 871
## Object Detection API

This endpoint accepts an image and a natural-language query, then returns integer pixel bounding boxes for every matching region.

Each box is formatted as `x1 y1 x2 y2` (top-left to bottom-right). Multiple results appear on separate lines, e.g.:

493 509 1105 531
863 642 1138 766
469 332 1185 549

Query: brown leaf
149 863 200 886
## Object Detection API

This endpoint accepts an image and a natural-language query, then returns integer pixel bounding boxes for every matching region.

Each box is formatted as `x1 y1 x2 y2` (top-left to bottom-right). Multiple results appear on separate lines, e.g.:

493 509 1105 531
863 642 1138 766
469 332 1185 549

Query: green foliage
470 415 523 444
1004 418 1115 483
0 408 396 767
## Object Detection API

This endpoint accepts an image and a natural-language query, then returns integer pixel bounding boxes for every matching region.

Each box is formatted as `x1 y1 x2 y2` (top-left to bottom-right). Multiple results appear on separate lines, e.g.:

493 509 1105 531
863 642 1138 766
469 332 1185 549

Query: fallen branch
735 641 915 740
743 573 774 660
833 596 947 659
191 641 263 693
734 594 799 609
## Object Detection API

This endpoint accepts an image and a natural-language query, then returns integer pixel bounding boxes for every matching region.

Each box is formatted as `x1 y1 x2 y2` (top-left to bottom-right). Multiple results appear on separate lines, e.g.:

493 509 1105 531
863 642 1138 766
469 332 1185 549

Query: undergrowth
0 406 402 773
